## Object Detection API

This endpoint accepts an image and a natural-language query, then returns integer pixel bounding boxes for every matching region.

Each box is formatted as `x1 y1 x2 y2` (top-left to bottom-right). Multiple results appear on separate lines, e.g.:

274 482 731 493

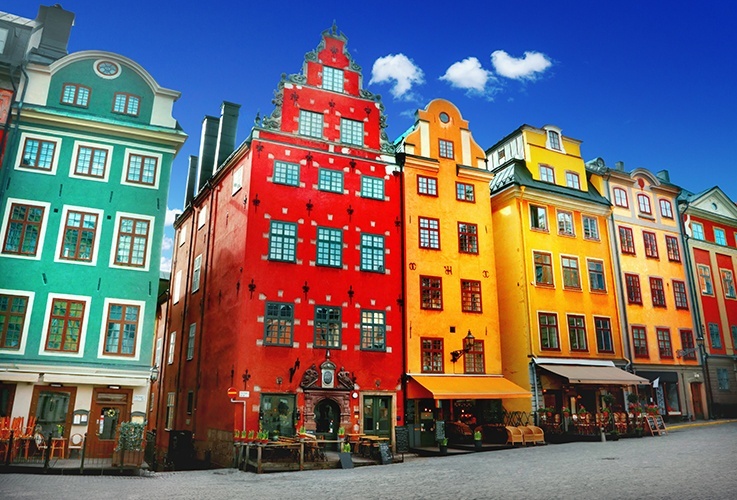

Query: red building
679 187 737 418
159 26 403 466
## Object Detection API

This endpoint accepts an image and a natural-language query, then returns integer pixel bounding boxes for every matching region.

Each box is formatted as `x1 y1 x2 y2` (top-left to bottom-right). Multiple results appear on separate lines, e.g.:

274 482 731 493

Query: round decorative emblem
322 371 333 385
97 61 119 76
439 112 450 123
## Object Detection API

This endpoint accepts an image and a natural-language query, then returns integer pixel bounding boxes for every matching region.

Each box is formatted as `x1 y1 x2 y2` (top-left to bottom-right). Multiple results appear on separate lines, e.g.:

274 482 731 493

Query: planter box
112 449 144 467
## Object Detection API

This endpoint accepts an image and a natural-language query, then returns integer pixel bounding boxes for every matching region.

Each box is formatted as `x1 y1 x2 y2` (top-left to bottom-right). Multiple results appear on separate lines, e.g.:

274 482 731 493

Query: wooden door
29 385 77 440
363 396 391 441
86 388 131 458
690 382 704 420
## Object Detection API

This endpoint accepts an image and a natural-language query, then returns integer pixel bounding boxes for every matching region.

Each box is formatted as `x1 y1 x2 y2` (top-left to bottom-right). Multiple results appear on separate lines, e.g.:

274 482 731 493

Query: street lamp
450 330 475 363
149 364 159 383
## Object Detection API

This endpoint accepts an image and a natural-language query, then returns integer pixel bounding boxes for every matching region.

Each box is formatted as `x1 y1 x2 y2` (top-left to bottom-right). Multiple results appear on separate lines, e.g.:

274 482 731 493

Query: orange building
396 100 528 448
586 160 702 421
487 125 647 422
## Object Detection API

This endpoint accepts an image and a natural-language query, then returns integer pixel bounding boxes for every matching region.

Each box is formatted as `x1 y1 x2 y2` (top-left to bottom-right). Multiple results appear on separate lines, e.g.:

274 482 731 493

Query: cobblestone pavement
2 422 736 500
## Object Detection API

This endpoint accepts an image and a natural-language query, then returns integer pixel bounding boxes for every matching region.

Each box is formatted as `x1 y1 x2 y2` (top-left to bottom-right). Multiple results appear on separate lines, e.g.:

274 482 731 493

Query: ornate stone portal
299 353 356 432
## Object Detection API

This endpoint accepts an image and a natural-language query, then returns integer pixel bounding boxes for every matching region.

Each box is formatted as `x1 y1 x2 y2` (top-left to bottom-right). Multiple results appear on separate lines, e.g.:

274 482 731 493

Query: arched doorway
314 398 340 446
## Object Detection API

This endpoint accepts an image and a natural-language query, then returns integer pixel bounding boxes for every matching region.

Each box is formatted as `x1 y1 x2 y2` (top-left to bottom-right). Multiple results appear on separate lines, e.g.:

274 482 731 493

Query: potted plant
561 407 571 418
112 421 145 467
234 429 241 443
473 430 483 451
634 426 644 438
438 437 448 455
602 393 616 407
338 426 346 439
55 424 64 438
608 429 620 441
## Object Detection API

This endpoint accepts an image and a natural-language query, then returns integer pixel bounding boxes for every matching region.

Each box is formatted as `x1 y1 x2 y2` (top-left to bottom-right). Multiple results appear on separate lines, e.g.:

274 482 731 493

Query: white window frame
198 205 207 229
173 270 182 304
120 149 163 190
0 288 35 355
178 225 188 247
68 141 113 183
97 297 146 360
14 132 63 175
539 164 555 183
565 171 580 189
232 166 243 195
192 254 202 293
543 126 565 153
167 331 176 364
0 197 51 261
187 323 196 360
54 205 104 266
38 292 91 358
582 215 599 241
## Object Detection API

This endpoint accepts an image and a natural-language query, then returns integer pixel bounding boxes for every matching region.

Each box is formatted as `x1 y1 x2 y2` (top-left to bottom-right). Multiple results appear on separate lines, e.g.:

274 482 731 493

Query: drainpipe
395 150 408 439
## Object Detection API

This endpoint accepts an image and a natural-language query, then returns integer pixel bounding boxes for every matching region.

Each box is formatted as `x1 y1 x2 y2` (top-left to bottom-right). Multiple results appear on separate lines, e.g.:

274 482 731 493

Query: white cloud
491 50 552 80
160 255 172 273
440 57 494 92
161 236 174 252
165 207 182 227
369 54 424 99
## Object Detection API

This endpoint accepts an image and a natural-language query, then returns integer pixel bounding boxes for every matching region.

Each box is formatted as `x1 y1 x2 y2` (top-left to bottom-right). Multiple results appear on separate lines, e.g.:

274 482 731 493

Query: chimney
30 5 75 63
196 116 219 191
214 101 241 170
184 155 199 207
615 161 624 171
656 170 670 183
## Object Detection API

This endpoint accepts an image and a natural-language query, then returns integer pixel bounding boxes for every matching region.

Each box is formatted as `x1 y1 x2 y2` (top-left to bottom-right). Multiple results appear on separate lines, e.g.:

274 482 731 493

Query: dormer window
113 93 140 116
543 126 565 153
61 84 90 108
322 66 344 93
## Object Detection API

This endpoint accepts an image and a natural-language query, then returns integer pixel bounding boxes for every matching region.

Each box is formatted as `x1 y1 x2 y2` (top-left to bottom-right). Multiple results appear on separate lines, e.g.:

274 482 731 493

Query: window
697 264 713 295
59 210 99 262
273 160 300 186
360 234 384 272
173 271 181 305
692 222 705 241
113 93 140 116
643 231 659 259
557 210 574 236
539 312 559 350
186 391 194 415
361 176 384 200
45 298 85 352
455 182 475 202
322 66 344 92
186 323 196 360
191 255 202 293
420 276 442 310
464 340 485 374
588 259 606 291
637 194 652 215
114 217 150 267
264 302 294 346
583 216 599 240
0 294 28 350
461 280 482 313
673 280 689 309
167 332 176 364
534 252 554 286
721 269 736 299
561 256 581 289
314 306 341 348
316 227 342 267
539 164 555 183
61 84 90 107
650 277 666 307
613 187 628 208
708 323 722 350
298 110 323 138
125 153 158 186
439 139 454 159
2 203 45 256
0 27 8 53
680 330 696 360
458 222 478 254
717 368 730 391
360 310 386 351
20 137 56 170
625 273 642 304
565 171 580 189
104 303 140 356
417 176 437 196
165 393 175 429
547 130 561 150
232 166 243 194
498 149 506 162
421 338 444 373
714 228 727 246
74 146 108 178
732 326 737 353
179 225 187 247
657 328 672 358
568 315 587 351
268 221 297 262
530 205 548 231
619 226 635 254
595 317 613 353
318 168 343 193
665 235 681 261
632 326 648 358
197 206 207 229
659 199 673 219
419 217 440 249
340 118 364 146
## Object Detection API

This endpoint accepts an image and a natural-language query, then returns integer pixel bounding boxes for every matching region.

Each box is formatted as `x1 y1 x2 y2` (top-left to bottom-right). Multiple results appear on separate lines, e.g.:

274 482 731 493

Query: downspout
395 150 408 436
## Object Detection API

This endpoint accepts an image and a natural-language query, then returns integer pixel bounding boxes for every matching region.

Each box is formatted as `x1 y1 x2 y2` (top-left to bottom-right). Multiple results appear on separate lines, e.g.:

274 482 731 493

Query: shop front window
36 390 70 437
260 394 296 437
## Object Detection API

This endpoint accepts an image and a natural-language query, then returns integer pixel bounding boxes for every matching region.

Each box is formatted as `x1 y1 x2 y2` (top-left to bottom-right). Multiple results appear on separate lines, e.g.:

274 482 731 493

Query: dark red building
159 26 403 466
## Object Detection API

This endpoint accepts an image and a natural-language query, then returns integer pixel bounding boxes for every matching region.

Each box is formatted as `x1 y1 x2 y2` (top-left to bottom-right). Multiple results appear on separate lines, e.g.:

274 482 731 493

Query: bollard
600 428 606 442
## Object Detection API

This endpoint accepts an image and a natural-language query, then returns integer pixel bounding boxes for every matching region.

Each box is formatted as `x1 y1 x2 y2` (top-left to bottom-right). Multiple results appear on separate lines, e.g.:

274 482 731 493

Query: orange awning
538 364 650 385
407 375 531 400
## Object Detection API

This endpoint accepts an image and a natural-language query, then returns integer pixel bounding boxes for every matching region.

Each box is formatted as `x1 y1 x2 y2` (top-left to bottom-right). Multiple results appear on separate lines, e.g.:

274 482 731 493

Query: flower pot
112 449 144 467
474 440 483 451
439 445 448 455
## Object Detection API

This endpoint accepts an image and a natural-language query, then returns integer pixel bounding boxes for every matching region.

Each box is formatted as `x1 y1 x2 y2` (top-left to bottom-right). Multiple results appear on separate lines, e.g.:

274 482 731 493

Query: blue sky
14 1 737 271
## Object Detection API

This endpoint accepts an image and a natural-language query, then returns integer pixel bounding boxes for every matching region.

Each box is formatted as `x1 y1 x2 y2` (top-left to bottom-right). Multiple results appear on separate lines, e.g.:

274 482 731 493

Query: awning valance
538 364 650 385
407 375 530 400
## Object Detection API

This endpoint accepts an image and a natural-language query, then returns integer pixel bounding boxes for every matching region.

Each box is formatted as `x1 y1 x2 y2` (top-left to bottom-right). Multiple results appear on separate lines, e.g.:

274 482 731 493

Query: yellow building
587 159 702 420
487 125 647 421
396 100 528 448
